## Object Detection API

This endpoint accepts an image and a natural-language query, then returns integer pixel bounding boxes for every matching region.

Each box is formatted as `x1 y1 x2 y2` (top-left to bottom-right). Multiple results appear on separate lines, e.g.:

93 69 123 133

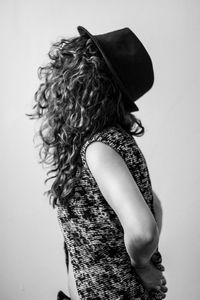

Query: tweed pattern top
56 125 165 300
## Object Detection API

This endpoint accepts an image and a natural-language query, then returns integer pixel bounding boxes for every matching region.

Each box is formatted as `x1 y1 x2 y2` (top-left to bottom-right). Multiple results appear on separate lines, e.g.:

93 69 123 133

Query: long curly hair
26 33 145 208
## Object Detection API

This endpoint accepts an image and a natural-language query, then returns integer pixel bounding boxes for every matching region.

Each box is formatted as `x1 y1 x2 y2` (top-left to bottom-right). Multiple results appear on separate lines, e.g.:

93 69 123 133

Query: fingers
160 276 168 293
159 264 165 272
157 283 168 295
151 286 166 299
151 279 168 298
160 281 168 293
161 285 168 293
160 276 167 285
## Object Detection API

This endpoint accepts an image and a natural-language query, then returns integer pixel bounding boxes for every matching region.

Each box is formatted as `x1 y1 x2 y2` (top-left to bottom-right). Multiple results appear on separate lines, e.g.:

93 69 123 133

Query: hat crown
77 26 154 112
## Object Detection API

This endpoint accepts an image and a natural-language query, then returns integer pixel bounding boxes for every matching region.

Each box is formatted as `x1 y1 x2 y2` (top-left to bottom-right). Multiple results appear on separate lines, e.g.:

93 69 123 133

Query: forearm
152 190 163 235
124 225 160 267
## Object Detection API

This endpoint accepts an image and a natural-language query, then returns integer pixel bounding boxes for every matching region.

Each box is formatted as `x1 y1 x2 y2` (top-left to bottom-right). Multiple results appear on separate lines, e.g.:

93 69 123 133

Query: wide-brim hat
77 25 154 112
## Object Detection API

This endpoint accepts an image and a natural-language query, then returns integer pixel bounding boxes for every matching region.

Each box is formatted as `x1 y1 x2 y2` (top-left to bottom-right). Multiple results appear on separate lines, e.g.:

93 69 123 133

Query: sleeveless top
56 125 165 300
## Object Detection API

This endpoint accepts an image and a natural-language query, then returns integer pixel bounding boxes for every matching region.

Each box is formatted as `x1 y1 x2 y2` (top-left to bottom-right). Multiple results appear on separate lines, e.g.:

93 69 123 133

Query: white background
1 0 200 299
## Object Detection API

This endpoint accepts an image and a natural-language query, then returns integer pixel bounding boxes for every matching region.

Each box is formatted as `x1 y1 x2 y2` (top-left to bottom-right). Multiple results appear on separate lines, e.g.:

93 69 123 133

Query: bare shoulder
85 141 121 169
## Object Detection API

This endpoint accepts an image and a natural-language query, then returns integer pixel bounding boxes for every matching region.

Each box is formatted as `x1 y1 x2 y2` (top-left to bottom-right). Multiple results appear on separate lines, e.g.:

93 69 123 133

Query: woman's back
56 125 164 300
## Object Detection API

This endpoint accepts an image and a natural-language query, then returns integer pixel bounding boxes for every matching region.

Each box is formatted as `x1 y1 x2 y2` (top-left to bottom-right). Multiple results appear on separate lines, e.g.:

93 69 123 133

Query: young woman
27 26 167 300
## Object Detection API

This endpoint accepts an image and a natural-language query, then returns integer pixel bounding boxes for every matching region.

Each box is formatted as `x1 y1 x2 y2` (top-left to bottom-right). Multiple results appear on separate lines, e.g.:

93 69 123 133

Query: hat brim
77 25 139 112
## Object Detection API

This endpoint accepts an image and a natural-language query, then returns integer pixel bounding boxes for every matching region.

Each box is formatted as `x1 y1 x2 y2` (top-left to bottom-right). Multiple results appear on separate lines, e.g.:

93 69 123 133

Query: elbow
124 223 159 266
134 223 159 248
143 223 159 246
124 221 159 252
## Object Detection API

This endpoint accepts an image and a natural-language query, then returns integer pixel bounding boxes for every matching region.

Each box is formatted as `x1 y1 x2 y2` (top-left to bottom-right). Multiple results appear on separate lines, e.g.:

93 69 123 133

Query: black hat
77 26 154 112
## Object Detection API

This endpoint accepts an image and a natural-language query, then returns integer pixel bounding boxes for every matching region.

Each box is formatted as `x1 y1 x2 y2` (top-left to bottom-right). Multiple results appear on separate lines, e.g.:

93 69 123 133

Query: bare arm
85 141 159 267
152 190 163 235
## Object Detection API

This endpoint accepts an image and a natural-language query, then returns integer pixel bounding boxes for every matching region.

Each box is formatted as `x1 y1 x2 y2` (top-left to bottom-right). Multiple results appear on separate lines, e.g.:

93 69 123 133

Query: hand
134 261 168 298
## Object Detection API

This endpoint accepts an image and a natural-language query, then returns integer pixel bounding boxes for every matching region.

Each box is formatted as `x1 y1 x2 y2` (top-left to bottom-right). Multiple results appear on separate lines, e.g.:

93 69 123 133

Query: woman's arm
85 141 159 266
124 225 159 267
152 190 163 235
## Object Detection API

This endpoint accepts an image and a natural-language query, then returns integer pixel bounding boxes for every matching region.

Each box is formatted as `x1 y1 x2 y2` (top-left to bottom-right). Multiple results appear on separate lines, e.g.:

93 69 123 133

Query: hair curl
26 34 145 208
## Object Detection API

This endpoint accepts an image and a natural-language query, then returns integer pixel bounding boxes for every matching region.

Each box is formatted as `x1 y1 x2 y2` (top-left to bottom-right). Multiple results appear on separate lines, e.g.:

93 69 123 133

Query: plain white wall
1 0 200 299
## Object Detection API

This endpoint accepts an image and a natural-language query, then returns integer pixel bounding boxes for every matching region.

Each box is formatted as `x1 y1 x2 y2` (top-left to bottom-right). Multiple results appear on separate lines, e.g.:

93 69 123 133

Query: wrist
131 258 151 269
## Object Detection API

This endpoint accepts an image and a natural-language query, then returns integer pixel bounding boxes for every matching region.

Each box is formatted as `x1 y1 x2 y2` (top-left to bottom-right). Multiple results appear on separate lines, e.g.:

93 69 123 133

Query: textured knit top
56 125 165 300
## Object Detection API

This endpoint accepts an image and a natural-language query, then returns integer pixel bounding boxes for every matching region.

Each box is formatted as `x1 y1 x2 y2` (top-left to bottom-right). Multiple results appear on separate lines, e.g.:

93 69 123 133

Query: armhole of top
80 127 126 177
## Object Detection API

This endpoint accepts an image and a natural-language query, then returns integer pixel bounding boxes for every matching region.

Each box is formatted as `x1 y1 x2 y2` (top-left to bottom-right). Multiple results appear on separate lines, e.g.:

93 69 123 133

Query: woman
27 26 167 299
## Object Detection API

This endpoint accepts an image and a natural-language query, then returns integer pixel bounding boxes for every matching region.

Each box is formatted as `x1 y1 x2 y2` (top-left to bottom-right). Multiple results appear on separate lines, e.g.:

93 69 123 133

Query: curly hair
26 34 145 208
